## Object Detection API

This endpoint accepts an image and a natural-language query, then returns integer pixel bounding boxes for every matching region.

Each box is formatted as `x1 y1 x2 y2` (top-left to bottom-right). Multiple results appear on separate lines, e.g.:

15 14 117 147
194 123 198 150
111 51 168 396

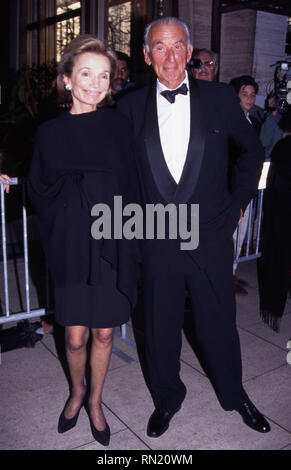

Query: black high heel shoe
86 404 111 446
89 419 110 446
58 393 86 434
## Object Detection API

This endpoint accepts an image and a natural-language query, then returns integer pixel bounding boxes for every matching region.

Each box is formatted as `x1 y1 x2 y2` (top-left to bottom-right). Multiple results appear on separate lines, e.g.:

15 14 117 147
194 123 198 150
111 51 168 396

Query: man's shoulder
193 78 234 96
191 78 239 109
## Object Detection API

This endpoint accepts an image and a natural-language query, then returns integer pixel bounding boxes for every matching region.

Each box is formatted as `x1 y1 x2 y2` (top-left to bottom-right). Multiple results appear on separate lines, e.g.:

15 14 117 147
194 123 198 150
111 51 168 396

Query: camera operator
260 60 291 160
260 91 284 161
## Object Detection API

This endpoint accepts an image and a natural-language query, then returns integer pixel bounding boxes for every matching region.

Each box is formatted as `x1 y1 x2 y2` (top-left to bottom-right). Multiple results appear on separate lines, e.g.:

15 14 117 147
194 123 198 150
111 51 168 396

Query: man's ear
187 44 194 63
143 47 152 66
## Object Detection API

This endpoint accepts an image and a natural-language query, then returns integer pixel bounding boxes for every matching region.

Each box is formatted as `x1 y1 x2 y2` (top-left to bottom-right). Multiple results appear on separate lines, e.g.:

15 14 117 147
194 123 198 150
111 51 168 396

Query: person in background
260 91 284 160
229 75 262 135
189 48 219 82
229 75 262 295
258 105 291 332
112 51 136 98
0 174 12 193
27 35 138 446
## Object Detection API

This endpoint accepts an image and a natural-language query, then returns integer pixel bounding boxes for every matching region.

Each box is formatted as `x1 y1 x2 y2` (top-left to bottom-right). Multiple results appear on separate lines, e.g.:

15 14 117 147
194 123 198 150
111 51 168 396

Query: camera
272 60 291 111
188 58 203 69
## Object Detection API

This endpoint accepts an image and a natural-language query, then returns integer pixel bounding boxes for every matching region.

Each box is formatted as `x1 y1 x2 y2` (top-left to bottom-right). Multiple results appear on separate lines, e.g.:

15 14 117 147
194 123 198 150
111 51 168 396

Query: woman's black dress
27 108 139 328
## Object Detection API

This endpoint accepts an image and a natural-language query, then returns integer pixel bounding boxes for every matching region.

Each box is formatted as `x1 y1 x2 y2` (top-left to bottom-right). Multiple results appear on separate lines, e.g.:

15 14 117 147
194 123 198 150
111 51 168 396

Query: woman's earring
65 84 72 91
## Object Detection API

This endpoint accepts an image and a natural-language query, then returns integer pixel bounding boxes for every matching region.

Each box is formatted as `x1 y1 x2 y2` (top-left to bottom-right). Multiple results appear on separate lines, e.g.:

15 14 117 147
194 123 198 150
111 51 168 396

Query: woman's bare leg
88 327 114 430
64 325 89 418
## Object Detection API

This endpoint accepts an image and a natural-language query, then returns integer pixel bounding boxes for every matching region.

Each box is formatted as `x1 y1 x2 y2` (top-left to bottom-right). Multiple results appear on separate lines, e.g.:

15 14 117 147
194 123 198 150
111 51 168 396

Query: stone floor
1 259 291 451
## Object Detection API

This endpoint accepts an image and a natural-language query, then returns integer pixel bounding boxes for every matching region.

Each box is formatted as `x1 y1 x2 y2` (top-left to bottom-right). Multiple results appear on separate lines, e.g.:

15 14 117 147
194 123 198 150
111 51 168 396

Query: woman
258 106 291 332
27 35 138 446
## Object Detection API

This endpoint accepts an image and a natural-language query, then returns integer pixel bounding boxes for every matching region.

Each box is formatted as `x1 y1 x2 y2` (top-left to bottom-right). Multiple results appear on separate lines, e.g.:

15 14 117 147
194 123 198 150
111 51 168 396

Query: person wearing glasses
189 48 219 82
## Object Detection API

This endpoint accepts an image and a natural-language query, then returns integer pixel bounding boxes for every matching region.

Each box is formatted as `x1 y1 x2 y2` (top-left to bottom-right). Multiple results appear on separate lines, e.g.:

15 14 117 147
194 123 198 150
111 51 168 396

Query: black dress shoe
147 407 180 438
236 400 271 433
58 394 86 433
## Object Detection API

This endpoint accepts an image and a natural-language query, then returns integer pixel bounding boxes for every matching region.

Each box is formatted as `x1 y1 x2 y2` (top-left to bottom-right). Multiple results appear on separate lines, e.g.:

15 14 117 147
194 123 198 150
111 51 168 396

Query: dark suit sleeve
226 87 265 222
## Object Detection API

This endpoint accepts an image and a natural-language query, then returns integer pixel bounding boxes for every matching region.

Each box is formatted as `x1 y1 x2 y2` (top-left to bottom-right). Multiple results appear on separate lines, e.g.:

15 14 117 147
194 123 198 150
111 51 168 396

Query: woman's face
238 85 256 116
64 52 111 113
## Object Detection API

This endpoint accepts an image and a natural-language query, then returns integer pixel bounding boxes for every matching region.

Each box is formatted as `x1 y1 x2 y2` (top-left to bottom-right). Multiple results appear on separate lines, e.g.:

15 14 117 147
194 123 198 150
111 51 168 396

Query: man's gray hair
143 16 192 52
193 48 219 64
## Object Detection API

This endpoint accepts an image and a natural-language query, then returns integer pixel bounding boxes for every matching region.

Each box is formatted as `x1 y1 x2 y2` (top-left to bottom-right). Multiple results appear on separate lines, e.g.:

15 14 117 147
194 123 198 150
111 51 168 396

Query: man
189 48 218 82
112 51 136 97
118 17 270 437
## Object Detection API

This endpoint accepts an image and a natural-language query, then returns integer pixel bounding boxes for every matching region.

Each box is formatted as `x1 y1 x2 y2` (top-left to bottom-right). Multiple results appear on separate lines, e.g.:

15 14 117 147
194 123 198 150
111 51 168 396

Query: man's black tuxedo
118 77 265 412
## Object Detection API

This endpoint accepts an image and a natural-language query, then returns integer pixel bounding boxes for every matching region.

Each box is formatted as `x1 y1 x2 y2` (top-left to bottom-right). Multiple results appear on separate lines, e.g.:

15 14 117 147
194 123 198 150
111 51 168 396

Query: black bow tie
160 83 188 103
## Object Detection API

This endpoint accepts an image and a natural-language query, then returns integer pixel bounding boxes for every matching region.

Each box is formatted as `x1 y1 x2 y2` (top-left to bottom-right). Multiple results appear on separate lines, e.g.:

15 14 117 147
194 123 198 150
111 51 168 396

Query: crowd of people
188 48 290 304
1 16 291 446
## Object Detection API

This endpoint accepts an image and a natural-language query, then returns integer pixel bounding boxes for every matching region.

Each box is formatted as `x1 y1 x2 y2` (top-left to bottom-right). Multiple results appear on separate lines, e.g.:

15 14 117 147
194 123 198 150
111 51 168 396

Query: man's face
192 52 218 82
238 85 257 115
116 60 129 81
143 23 193 89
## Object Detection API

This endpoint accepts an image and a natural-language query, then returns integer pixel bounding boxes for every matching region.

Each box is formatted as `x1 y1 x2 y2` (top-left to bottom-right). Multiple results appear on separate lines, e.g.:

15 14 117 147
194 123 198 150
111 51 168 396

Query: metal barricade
234 188 264 264
0 177 46 324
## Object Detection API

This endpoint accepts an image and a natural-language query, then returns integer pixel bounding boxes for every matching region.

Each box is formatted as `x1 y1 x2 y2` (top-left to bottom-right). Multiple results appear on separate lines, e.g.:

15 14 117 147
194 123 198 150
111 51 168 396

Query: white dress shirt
156 73 190 184
246 112 252 125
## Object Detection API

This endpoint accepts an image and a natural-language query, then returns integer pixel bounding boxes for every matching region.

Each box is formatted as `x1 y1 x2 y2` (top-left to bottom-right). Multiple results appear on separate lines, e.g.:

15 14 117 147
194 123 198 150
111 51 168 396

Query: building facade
1 1 290 108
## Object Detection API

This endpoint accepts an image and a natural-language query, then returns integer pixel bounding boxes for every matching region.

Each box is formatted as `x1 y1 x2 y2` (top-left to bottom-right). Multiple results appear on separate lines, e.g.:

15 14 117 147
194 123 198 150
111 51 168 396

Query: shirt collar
246 112 252 124
156 72 189 94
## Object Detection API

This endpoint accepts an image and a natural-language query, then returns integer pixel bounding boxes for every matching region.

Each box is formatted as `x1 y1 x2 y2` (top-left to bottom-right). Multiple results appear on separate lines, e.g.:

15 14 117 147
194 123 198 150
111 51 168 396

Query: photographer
188 48 219 82
260 91 284 160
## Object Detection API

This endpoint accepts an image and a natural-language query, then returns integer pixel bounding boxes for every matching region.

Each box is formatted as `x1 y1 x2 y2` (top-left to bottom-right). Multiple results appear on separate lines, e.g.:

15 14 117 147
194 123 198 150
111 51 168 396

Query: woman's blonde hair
57 35 117 107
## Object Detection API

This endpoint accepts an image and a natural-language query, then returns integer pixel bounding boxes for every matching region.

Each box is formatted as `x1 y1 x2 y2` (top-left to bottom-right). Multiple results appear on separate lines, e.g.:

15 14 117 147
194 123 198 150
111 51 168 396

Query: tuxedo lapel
174 78 206 204
143 79 206 204
144 86 177 202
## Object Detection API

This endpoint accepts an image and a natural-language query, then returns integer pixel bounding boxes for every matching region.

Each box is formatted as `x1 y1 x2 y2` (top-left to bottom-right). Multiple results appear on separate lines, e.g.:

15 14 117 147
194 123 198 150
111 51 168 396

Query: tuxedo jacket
118 76 265 270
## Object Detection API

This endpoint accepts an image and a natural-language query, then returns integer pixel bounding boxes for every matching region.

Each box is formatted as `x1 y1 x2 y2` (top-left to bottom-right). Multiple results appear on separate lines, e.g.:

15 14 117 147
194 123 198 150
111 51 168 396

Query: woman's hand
0 174 13 194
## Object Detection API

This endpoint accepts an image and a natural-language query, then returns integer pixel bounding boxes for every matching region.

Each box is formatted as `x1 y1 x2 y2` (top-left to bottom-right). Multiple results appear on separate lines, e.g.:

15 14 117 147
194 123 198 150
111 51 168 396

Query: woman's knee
91 328 113 347
65 326 89 352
